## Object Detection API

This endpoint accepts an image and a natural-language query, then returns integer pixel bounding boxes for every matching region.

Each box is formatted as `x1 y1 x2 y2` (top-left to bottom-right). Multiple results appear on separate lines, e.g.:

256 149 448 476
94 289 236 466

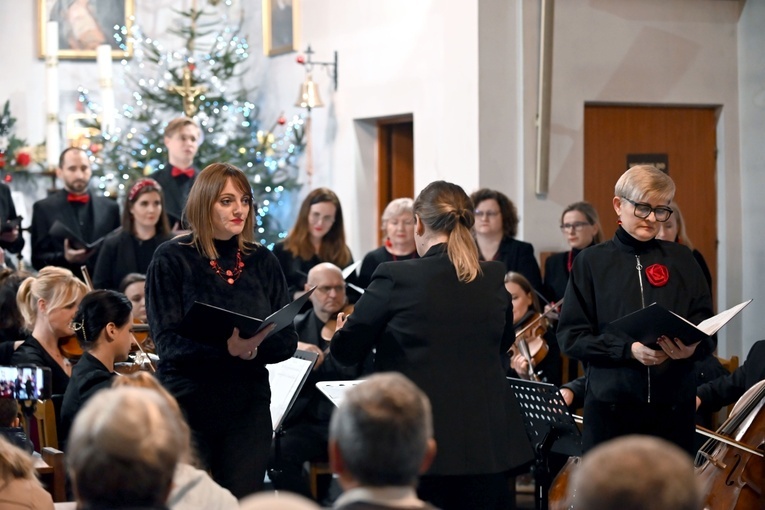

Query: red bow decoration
645 263 669 287
67 193 90 204
171 167 195 179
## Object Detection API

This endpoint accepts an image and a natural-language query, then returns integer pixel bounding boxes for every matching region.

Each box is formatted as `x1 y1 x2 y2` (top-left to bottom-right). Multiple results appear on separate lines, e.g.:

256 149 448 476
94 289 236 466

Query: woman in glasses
543 201 602 304
656 200 713 292
557 165 714 456
469 188 543 293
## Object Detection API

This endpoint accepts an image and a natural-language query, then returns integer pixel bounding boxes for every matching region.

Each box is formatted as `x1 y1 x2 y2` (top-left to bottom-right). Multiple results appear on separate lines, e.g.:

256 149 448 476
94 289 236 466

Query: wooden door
584 105 717 302
377 117 414 245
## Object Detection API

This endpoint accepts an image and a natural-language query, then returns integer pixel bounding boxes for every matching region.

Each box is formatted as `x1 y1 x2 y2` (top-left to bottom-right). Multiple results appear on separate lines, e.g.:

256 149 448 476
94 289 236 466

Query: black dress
357 246 417 289
146 234 297 498
58 352 115 451
11 335 70 396
92 230 171 290
479 236 543 293
557 227 714 455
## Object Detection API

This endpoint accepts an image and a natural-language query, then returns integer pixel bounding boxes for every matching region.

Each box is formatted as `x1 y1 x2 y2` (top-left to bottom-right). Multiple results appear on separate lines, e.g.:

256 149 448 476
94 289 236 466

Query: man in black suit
697 340 765 413
31 147 120 275
270 262 370 501
0 182 24 267
329 373 439 510
151 117 200 228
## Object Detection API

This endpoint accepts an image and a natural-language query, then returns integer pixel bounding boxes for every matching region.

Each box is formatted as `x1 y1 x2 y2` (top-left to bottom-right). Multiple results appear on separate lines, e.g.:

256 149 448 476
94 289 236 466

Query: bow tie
67 193 90 204
171 167 195 179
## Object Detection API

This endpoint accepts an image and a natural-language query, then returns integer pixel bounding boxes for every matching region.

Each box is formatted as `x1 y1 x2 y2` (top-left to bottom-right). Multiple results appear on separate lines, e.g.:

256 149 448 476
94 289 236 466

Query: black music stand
508 378 582 510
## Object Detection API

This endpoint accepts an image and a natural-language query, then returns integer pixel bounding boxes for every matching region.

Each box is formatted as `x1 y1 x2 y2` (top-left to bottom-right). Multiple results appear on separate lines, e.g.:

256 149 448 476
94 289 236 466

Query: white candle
97 44 115 135
45 21 60 168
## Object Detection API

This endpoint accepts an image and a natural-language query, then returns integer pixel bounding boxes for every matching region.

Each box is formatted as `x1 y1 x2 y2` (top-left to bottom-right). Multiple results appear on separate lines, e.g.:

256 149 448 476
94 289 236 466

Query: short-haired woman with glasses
557 165 714 456
543 201 603 303
469 188 543 293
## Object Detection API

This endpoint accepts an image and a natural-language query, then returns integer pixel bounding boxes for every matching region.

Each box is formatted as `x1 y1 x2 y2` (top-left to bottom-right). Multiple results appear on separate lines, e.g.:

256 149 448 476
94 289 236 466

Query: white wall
2 0 761 359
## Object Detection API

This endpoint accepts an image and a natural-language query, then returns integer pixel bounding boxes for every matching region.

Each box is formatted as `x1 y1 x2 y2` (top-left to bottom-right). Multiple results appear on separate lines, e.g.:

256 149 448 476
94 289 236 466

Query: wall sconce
295 46 338 110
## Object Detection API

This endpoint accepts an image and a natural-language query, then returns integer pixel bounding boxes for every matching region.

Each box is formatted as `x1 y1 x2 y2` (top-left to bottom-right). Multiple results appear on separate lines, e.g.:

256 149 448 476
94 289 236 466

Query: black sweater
146 235 297 399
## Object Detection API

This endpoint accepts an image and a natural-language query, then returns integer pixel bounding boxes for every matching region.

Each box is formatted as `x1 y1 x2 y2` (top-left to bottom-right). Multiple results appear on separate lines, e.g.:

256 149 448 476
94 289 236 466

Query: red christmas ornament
188 63 196 71
296 55 306 64
15 152 31 167
3 174 12 183
0 152 5 169
645 263 669 287
278 116 287 125
90 143 100 154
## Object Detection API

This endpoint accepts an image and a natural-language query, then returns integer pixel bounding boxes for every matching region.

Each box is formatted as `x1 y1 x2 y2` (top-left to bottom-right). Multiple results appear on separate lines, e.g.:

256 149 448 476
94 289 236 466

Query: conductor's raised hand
631 341 669 366
657 335 699 360
227 324 275 360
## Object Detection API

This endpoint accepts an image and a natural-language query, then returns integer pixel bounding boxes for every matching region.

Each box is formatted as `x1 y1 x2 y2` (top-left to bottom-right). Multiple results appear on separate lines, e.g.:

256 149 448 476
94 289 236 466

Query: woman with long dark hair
146 163 297 498
273 188 353 299
93 178 172 290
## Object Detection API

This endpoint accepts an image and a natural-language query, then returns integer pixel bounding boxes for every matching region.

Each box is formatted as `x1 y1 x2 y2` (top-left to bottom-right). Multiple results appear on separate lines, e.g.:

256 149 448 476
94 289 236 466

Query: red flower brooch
645 263 669 287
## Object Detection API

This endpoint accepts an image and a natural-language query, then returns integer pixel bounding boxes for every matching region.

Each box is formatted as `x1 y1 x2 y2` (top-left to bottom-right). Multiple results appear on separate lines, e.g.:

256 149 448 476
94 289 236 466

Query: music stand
267 349 318 484
508 377 582 510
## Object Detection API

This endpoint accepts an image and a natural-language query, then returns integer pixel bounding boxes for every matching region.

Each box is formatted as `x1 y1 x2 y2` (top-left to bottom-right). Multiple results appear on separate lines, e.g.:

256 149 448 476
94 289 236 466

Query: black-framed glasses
560 221 592 232
621 197 673 222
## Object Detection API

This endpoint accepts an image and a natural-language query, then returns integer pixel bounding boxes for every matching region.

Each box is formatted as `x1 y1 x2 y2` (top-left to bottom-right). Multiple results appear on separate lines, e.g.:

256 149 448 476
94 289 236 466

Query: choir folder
49 220 118 251
609 299 752 346
178 286 316 345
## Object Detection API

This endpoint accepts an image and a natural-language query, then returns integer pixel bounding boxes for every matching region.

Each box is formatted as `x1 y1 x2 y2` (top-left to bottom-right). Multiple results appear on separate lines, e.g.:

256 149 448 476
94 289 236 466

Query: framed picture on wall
262 0 299 57
38 0 135 60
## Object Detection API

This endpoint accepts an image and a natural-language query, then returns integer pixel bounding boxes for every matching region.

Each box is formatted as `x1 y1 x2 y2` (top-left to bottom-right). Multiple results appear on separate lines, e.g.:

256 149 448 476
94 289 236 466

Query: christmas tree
78 3 305 248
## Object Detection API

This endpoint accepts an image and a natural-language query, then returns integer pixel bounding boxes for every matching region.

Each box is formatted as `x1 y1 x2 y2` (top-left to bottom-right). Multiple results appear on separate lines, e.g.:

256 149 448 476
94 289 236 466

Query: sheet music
316 380 362 407
267 352 317 432
697 299 752 335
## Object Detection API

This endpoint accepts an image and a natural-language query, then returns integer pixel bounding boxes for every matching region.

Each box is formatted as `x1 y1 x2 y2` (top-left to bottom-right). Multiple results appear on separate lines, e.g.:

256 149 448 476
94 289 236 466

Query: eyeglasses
621 197 673 222
316 285 345 295
475 210 500 219
560 222 592 232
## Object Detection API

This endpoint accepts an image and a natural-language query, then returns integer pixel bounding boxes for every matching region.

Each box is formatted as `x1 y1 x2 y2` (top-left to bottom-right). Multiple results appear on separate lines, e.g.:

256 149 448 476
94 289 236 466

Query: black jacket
31 189 120 273
697 340 765 413
152 167 196 227
92 230 171 290
0 182 23 254
480 236 543 293
331 244 534 476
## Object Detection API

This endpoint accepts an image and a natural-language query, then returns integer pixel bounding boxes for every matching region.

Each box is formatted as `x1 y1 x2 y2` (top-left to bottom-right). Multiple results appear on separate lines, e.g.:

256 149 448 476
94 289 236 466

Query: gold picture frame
38 0 135 60
262 0 299 57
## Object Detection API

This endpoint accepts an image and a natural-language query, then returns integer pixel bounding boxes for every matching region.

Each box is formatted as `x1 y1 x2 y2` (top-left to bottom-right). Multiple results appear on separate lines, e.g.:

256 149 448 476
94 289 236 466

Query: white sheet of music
267 351 316 432
316 380 363 408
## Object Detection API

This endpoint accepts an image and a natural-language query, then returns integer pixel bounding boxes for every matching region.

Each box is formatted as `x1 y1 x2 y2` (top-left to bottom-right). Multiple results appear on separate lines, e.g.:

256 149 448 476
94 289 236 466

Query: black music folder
49 220 118 251
177 286 316 345
608 299 751 347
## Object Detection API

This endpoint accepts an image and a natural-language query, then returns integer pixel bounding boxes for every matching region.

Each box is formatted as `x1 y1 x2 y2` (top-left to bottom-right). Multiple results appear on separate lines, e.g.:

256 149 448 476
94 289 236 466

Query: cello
547 383 765 509
695 379 765 509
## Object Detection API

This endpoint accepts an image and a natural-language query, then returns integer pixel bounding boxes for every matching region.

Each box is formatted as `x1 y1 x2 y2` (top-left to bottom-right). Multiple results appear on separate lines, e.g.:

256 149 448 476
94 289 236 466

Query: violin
58 334 83 360
321 304 354 342
508 300 563 381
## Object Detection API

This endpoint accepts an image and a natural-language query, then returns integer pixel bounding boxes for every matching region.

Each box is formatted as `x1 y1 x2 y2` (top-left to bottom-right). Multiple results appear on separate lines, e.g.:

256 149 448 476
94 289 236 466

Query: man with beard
31 147 120 275
270 262 371 502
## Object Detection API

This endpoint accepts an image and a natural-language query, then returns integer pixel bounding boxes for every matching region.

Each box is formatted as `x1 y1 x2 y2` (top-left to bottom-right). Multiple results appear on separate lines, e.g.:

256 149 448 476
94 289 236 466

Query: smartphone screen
0 365 52 400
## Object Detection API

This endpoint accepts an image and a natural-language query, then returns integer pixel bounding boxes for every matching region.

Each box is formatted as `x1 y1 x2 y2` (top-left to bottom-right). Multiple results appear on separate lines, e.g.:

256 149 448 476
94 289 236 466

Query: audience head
414 180 480 282
123 178 171 236
111 372 193 464
381 198 416 253
0 436 47 490
560 201 602 249
184 162 255 258
567 435 700 510
470 188 519 239
613 165 675 242
119 273 147 322
286 188 351 268
0 269 31 338
0 398 19 428
239 492 321 510
656 200 694 250
71 290 133 360
329 372 436 489
67 386 184 508
16 266 88 335
504 271 541 324
306 263 347 320
57 147 92 194
163 117 200 167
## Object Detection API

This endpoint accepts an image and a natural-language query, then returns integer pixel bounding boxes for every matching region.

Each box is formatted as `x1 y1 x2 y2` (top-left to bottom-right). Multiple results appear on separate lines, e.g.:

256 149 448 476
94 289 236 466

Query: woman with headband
93 178 172 290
